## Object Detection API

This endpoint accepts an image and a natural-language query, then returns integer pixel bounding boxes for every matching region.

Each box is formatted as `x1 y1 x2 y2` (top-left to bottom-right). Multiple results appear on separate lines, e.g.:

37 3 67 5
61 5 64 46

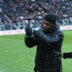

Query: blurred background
0 0 72 30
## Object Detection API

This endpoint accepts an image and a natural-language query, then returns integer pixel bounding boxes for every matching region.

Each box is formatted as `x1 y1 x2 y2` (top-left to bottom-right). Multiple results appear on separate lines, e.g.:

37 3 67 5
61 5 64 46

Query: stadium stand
0 0 72 31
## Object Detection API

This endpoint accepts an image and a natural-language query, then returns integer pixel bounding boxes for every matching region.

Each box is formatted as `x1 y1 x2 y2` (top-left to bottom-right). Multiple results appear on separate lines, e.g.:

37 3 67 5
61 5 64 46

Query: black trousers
34 67 63 72
34 67 62 72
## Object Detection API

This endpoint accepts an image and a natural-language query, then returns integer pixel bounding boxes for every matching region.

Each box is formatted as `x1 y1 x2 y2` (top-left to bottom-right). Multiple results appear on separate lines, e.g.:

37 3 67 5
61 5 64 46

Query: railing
0 18 72 36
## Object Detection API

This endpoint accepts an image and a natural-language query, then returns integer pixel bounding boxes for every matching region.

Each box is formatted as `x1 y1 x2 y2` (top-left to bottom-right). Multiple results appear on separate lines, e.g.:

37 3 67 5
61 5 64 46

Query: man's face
43 20 52 31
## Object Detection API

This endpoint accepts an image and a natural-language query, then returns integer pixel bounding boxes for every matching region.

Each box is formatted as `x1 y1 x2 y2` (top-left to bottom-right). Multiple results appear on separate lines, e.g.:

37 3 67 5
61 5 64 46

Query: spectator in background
0 0 72 30
25 13 64 72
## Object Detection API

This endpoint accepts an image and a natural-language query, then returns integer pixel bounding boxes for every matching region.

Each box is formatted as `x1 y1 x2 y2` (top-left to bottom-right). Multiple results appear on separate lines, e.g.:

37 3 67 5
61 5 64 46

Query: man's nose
43 24 46 27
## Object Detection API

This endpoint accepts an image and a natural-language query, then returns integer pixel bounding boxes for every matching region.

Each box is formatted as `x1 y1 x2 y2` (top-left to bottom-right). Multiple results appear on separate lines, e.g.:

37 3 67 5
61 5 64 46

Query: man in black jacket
25 13 64 72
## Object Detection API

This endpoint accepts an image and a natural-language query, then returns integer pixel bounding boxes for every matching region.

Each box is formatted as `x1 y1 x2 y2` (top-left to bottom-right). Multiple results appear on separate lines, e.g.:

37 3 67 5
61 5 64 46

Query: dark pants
34 67 62 72
34 67 39 72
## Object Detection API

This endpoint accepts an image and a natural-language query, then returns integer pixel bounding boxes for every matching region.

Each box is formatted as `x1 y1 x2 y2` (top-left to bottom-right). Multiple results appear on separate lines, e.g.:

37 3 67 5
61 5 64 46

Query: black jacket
63 52 72 59
25 26 64 72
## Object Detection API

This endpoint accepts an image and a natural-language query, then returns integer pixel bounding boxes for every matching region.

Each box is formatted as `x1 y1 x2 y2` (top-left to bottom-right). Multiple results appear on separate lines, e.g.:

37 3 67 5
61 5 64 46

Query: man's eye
44 22 48 24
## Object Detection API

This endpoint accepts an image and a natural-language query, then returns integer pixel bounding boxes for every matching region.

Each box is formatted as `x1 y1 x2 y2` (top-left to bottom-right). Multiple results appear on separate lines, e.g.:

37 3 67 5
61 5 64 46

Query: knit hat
43 13 57 25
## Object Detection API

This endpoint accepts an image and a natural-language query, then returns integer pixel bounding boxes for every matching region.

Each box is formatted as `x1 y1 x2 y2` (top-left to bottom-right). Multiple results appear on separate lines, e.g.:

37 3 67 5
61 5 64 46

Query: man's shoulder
54 28 64 36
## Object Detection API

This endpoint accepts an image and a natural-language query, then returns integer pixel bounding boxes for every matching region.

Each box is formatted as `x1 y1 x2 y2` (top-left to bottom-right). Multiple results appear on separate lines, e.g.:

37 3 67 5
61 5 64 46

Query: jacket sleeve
25 35 37 48
33 30 64 46
63 52 72 59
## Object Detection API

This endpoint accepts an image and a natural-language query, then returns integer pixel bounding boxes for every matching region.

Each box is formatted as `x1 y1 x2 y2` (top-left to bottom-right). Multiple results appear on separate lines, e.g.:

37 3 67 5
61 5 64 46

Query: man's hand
33 27 43 36
32 27 41 31
25 26 32 36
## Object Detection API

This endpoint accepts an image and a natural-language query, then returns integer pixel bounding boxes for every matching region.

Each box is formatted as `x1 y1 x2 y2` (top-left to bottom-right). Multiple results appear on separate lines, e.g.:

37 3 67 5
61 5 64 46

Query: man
63 52 72 59
25 13 64 72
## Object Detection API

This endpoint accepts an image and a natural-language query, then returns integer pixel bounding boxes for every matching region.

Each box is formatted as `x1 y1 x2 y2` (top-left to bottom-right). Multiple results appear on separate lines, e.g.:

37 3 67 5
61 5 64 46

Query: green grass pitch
0 30 72 72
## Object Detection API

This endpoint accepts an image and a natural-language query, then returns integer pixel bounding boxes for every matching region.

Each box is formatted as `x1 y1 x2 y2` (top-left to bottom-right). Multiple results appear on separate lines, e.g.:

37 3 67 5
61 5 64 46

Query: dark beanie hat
43 13 57 25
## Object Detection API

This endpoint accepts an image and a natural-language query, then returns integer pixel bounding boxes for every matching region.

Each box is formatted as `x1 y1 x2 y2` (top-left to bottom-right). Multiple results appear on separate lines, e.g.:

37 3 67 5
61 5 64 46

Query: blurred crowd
0 0 72 30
